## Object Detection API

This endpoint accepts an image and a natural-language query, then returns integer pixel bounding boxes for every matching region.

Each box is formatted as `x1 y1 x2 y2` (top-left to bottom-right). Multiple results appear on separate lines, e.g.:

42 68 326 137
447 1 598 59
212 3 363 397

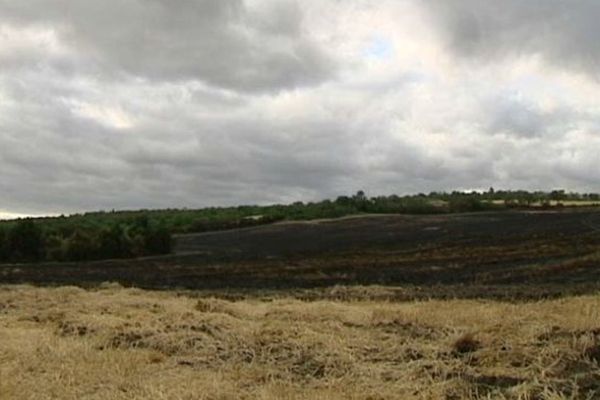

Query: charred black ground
2 209 600 300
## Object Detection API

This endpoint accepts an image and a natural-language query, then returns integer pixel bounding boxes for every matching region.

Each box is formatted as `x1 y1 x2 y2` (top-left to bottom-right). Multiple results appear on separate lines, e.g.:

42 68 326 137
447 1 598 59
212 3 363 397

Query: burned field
1 209 600 300
2 210 600 399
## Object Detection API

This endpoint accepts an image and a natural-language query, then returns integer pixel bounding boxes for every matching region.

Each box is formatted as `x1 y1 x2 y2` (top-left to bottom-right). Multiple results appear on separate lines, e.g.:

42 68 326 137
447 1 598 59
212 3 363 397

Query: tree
144 224 172 255
65 230 97 261
353 190 369 212
0 228 9 261
550 190 566 202
449 196 484 212
335 195 353 206
98 224 129 259
354 190 366 201
8 219 44 262
45 234 67 262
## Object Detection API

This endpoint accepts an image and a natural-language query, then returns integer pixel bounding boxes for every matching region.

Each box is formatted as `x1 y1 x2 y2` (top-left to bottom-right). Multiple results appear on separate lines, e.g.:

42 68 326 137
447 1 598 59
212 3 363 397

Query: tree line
0 216 171 263
0 189 598 264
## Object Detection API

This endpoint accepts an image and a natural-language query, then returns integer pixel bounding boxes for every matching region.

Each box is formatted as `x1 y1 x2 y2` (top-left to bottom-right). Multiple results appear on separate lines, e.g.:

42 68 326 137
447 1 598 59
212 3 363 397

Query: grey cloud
0 70 354 213
0 0 334 92
423 0 600 78
485 95 557 138
3 63 598 215
2 1 600 217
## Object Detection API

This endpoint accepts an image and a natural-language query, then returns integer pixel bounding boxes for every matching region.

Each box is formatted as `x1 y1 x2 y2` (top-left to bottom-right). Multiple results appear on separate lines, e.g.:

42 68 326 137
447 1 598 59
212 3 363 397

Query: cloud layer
423 0 600 78
0 0 599 215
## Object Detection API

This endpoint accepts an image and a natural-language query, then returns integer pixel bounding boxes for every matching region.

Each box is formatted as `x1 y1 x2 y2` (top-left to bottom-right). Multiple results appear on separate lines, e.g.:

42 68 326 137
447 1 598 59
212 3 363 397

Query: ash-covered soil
2 210 600 299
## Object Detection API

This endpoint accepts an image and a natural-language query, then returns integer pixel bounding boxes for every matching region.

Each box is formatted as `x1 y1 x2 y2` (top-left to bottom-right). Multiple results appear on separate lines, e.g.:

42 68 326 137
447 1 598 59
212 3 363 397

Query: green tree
448 196 485 212
98 224 129 259
0 228 9 261
144 224 172 255
45 234 67 262
65 230 97 261
8 219 45 262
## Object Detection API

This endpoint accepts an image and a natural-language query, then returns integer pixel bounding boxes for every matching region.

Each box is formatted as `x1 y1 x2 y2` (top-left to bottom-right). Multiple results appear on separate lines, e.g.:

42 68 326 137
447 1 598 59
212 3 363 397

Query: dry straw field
1 284 600 399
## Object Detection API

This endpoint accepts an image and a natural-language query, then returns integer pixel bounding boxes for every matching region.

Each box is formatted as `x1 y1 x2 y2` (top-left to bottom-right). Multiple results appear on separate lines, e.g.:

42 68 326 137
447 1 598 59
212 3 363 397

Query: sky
1 0 599 218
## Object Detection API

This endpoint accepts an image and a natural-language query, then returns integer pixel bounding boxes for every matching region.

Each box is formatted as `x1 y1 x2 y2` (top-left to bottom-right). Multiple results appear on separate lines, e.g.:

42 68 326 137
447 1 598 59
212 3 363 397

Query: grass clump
452 332 480 355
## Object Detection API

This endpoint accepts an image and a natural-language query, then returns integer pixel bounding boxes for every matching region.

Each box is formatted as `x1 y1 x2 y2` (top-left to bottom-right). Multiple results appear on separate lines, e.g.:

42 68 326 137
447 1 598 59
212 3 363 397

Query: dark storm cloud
423 0 600 77
0 0 334 92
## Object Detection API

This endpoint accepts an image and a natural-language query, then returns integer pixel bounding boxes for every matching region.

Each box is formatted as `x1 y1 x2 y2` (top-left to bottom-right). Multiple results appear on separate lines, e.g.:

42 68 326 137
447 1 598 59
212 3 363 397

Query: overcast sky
1 0 599 218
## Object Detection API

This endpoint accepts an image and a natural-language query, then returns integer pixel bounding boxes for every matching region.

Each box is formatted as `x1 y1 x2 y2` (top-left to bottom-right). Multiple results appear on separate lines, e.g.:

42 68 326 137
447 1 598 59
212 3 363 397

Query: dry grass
1 284 600 399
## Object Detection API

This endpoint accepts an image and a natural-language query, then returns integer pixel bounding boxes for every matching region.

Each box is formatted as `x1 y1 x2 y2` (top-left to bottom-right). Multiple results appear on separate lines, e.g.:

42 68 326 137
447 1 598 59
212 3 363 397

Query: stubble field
1 285 600 399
